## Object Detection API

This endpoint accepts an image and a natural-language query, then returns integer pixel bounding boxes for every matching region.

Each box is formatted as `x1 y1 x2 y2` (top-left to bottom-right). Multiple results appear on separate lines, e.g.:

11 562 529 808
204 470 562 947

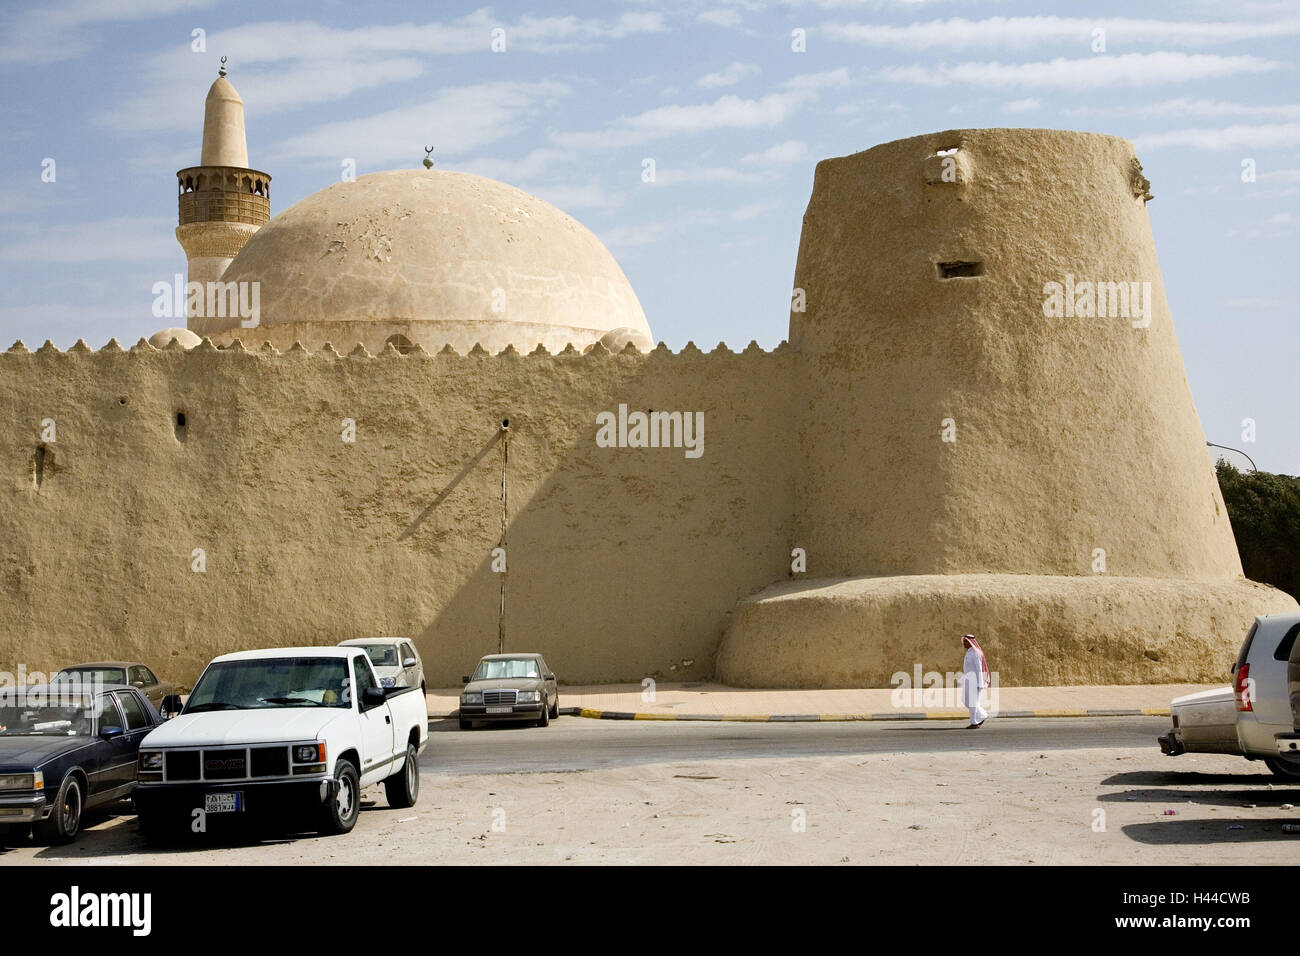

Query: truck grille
483 690 517 706
166 751 200 781
203 749 246 779
163 746 293 781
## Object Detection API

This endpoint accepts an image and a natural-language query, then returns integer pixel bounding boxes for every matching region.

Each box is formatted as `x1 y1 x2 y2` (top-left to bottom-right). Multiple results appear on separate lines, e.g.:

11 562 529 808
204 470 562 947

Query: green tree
1215 460 1300 600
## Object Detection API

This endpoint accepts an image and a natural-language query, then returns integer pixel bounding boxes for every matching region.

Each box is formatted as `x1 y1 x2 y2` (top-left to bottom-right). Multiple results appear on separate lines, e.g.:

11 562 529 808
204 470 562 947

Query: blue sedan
0 684 162 844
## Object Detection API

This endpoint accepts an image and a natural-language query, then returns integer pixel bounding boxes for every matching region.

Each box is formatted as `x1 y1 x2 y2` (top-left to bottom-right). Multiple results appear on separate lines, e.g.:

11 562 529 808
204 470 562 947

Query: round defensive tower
717 128 1296 687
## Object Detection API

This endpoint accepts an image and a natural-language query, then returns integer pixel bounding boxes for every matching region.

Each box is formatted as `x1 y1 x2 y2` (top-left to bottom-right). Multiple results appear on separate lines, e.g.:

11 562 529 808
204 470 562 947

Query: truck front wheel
384 743 420 809
319 759 360 835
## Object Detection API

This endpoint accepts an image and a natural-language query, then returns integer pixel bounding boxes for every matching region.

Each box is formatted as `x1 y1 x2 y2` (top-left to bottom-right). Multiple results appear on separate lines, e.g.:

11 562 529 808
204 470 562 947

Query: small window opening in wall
501 418 510 430
385 333 416 355
118 396 128 405
33 445 49 489
938 261 984 279
174 411 187 442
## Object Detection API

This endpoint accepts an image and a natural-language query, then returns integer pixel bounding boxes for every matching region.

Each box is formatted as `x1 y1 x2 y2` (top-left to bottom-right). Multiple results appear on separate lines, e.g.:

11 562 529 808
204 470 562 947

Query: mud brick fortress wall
2 128 1294 688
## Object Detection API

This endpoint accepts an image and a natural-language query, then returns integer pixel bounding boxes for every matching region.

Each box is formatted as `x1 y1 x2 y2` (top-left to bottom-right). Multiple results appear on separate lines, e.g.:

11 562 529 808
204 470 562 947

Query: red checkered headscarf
962 634 990 683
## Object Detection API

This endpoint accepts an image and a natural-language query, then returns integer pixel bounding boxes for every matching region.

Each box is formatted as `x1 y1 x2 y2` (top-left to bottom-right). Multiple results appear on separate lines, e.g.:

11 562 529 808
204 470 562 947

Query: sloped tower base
716 575 1298 688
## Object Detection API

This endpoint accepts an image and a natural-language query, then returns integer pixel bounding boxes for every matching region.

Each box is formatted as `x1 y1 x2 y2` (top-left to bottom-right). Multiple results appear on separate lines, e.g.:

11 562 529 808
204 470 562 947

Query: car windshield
54 667 125 685
473 658 540 680
0 695 95 736
186 657 351 711
357 644 399 667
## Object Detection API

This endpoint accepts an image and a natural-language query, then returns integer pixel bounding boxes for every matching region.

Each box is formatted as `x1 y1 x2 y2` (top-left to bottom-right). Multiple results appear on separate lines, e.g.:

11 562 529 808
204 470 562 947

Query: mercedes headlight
517 691 539 703
462 692 483 704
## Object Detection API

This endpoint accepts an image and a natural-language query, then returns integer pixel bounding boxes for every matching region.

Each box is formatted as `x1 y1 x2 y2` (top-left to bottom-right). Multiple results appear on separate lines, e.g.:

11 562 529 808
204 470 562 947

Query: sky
0 0 1297 473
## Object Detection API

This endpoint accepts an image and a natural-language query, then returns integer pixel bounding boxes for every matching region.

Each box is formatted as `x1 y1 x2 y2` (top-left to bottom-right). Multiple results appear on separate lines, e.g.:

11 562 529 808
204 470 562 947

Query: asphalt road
424 714 1170 774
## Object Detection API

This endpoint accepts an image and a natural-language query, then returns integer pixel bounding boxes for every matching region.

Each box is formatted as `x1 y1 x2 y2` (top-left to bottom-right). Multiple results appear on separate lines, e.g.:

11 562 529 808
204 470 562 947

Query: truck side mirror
362 686 387 709
161 694 183 718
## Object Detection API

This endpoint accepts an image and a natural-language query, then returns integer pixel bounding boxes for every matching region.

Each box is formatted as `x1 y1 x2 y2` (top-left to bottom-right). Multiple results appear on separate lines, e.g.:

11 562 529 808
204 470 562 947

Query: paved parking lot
3 716 1297 865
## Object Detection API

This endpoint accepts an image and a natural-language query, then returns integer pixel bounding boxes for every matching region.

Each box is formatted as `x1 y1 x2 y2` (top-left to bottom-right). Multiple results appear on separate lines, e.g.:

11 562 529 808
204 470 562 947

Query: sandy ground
5 746 1298 865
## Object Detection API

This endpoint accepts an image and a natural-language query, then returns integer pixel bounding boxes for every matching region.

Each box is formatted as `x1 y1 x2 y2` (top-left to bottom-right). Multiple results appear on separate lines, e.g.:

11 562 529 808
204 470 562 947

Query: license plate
486 706 512 714
204 792 242 813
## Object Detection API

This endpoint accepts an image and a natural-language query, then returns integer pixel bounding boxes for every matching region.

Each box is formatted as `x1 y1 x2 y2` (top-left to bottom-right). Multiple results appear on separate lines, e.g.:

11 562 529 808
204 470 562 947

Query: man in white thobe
961 634 989 728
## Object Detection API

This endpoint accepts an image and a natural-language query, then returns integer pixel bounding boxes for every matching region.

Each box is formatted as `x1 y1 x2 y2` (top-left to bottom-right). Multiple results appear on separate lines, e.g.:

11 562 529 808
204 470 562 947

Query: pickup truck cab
134 647 427 838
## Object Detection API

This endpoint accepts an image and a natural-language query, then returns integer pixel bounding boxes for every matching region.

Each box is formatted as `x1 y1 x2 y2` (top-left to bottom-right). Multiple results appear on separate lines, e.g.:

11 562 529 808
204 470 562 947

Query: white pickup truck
133 647 427 838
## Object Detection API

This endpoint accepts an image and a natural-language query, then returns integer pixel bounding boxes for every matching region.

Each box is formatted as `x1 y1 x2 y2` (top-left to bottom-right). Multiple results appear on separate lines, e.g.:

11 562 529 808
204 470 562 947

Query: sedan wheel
35 775 83 845
1265 757 1300 780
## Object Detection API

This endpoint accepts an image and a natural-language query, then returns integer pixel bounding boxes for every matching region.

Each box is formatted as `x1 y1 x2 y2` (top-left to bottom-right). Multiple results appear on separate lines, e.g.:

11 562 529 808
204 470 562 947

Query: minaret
175 58 271 336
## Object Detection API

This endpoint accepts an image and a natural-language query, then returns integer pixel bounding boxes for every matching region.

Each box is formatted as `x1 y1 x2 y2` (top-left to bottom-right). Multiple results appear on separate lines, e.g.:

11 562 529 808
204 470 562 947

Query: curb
423 707 1170 723
432 706 1170 722
560 706 1170 722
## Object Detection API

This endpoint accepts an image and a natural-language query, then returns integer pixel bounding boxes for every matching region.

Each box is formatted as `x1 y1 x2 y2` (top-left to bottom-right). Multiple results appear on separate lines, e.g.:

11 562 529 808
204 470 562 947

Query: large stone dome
207 169 652 354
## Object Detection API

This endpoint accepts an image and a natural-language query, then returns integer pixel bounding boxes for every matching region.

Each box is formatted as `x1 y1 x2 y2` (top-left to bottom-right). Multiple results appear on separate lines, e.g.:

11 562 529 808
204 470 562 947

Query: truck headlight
293 744 326 764
138 752 163 772
0 772 37 791
517 691 539 703
462 692 483 704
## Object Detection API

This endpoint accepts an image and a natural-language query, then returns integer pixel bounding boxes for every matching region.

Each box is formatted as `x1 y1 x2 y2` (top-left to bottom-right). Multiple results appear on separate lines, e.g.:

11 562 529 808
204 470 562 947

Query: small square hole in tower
174 410 187 442
937 261 984 279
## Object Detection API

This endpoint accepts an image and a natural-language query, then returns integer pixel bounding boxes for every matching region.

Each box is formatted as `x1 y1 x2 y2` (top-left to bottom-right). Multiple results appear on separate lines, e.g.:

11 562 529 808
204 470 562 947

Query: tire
318 759 361 835
1265 757 1300 780
537 699 549 727
35 774 83 845
383 743 420 809
549 695 559 720
459 718 472 730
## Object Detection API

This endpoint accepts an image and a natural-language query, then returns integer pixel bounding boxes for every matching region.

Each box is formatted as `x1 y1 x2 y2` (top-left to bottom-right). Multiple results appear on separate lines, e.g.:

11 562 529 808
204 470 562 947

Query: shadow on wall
411 348 797 686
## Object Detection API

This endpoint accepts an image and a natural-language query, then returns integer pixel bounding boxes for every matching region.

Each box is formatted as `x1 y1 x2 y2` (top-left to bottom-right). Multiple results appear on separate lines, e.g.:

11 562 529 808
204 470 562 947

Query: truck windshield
186 658 351 712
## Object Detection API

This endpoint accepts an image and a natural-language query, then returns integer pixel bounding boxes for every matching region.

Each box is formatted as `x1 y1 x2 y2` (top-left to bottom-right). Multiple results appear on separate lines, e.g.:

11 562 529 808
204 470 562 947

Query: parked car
338 637 425 694
1273 616 1300 760
133 647 428 839
459 653 557 729
53 661 175 711
0 684 163 844
1158 612 1300 779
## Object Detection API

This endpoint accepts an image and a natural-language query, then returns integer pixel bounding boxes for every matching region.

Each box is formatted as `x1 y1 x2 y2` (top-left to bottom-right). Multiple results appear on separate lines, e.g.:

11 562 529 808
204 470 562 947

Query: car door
539 656 557 705
112 690 155 795
90 693 135 798
352 655 396 779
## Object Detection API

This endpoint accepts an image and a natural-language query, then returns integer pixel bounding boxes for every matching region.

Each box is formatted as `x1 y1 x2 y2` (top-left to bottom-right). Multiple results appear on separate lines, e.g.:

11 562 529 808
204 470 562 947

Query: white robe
961 648 988 711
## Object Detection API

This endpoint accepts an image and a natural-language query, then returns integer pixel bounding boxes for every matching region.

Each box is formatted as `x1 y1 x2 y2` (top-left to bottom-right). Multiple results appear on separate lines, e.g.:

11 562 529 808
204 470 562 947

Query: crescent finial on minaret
219 55 228 77
423 145 435 170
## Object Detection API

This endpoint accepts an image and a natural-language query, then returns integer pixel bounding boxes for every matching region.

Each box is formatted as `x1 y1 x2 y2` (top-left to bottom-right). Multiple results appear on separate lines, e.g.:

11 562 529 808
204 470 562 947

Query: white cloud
270 81 571 165
1065 98 1300 120
1002 97 1040 113
528 183 625 211
880 53 1284 89
1134 122 1300 151
104 11 666 133
0 0 216 64
456 148 577 184
823 15 1300 50
652 166 767 186
698 9 744 28
741 140 812 164
552 71 849 151
1260 168 1300 183
0 217 175 263
697 62 761 88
